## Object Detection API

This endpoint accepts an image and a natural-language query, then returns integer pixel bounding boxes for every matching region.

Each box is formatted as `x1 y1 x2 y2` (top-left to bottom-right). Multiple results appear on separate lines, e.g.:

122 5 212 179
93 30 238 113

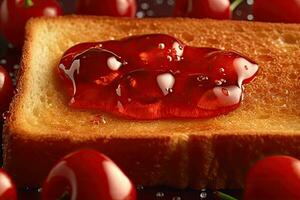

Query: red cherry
41 149 137 200
76 0 136 17
0 65 14 116
253 0 300 23
0 0 62 48
244 156 300 200
0 169 17 200
173 0 231 19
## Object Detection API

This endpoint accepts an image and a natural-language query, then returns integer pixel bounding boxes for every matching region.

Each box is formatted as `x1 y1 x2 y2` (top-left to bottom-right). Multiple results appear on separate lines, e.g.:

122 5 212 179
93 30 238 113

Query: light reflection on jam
58 34 258 119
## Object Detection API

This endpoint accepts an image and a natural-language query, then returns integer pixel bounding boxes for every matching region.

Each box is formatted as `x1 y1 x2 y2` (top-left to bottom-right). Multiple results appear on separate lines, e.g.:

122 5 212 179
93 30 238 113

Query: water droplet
12 78 17 86
167 0 175 5
175 56 182 61
219 68 225 73
156 0 164 4
167 55 173 61
197 75 209 82
2 111 10 120
158 43 165 49
13 64 20 70
247 14 254 21
247 0 254 5
220 78 226 83
167 88 174 93
140 2 149 10
200 191 207 199
156 192 165 197
0 59 7 65
136 185 144 190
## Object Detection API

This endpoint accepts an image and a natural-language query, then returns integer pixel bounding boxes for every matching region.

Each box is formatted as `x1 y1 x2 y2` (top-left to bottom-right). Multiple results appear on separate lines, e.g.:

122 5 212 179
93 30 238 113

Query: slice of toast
3 16 300 189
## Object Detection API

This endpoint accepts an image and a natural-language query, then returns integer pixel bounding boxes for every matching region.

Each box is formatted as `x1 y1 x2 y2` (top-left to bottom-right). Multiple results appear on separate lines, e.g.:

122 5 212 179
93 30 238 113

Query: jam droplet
58 34 258 119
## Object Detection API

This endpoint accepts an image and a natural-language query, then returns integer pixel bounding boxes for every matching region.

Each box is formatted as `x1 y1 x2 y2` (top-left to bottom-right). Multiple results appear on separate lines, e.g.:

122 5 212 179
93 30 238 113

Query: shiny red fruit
41 149 137 200
76 0 136 17
0 0 62 48
253 0 300 23
173 0 231 19
0 169 17 200
0 65 14 116
58 34 258 119
244 156 300 200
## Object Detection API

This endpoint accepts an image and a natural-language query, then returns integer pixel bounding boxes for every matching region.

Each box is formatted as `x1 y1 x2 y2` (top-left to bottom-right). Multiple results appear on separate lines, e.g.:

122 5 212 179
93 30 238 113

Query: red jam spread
58 34 258 119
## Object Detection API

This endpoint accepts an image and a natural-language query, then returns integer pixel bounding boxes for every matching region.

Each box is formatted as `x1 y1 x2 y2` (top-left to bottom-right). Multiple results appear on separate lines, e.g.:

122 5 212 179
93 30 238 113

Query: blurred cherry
41 149 137 200
0 65 13 116
76 0 136 17
0 168 17 200
173 0 231 19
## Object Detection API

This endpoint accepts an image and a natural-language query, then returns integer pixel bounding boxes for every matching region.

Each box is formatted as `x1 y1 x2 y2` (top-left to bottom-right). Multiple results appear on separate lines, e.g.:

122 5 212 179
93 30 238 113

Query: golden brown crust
3 16 300 189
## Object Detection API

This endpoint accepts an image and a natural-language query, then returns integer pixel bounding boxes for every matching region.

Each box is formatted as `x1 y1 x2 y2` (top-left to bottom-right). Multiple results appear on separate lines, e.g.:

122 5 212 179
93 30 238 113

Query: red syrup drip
58 34 258 119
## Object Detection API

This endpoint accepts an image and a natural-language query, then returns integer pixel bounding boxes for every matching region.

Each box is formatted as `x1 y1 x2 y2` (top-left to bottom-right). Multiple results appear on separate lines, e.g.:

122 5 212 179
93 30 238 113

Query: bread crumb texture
17 17 299 137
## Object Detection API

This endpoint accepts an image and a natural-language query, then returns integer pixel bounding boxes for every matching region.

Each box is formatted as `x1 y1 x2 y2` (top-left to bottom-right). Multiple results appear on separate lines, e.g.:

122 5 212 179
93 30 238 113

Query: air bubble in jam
214 80 223 86
158 43 165 49
58 34 258 119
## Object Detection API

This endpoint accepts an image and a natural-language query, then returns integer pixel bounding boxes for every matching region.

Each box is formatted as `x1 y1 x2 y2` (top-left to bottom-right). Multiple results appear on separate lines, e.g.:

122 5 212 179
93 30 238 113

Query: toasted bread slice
3 16 300 189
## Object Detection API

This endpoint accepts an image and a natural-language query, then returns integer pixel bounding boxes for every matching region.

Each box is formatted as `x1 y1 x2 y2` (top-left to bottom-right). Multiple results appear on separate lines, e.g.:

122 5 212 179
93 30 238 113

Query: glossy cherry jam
58 34 258 119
